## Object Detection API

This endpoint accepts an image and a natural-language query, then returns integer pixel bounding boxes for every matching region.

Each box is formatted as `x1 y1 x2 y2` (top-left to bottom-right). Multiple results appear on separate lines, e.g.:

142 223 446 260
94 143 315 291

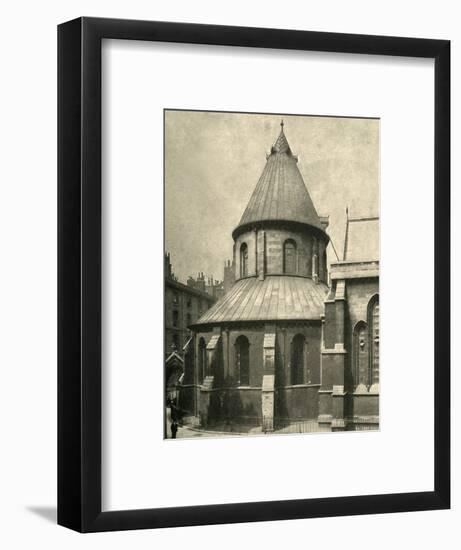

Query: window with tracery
353 321 368 386
368 296 379 385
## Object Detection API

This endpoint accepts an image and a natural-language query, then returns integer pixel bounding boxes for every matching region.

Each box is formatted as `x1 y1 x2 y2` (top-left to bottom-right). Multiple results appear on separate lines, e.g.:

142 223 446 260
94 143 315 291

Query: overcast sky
165 110 379 284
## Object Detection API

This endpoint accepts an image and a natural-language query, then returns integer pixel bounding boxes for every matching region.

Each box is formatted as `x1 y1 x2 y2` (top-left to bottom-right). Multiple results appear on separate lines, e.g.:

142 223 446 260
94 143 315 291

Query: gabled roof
233 123 324 238
165 351 184 366
343 216 379 262
165 352 184 387
192 275 328 326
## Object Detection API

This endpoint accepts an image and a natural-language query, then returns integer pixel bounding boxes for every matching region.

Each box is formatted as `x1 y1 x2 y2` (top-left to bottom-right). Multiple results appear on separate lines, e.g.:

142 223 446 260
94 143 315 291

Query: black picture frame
58 17 450 533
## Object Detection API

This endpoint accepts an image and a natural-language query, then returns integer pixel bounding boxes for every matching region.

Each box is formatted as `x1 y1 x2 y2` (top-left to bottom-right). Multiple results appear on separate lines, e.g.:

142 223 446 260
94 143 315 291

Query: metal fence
274 417 329 433
174 406 378 435
187 415 329 434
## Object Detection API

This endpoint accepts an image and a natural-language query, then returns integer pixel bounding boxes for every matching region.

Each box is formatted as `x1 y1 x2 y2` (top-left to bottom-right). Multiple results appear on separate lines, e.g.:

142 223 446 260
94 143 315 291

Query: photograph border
162 107 381 440
58 17 450 532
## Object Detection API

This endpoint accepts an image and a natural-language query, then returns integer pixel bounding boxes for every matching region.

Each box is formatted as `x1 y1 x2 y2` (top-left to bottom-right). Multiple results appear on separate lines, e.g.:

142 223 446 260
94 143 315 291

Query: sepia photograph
55 15 450 535
164 110 379 439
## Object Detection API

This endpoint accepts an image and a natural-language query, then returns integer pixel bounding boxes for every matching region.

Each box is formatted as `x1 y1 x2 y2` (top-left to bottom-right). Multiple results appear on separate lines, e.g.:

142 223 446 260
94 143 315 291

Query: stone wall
190 322 322 426
196 323 321 388
226 329 265 386
345 278 379 333
234 227 328 283
275 324 322 387
319 271 379 430
344 278 379 391
276 385 320 420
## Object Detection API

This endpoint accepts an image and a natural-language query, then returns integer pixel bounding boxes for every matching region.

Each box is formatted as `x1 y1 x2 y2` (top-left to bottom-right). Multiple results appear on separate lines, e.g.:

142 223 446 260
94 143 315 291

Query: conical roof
233 122 324 237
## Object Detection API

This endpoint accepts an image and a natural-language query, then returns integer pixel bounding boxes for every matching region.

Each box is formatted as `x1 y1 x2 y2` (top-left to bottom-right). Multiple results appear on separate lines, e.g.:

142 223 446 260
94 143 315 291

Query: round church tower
189 122 330 432
232 121 329 284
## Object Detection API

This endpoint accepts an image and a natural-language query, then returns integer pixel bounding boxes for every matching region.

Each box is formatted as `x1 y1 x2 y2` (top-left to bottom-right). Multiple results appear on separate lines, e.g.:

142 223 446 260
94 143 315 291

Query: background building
164 253 217 356
165 253 233 400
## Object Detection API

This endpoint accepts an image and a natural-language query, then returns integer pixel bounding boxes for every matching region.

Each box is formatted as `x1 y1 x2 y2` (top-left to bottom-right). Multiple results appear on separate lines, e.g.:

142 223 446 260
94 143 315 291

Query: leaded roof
234 124 324 236
192 275 328 326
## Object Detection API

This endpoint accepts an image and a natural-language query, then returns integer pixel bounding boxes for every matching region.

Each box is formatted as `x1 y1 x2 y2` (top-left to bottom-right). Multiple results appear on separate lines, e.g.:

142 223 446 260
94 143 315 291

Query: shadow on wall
274 343 288 420
204 376 260 428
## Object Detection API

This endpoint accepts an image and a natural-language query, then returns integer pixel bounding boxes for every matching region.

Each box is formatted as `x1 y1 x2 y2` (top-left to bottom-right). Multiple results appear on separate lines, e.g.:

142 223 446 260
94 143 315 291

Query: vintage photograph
164 110 379 439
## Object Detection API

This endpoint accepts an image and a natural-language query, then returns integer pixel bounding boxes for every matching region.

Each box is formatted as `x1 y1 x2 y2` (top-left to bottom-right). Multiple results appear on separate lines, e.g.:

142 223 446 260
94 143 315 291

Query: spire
233 122 326 239
270 120 292 155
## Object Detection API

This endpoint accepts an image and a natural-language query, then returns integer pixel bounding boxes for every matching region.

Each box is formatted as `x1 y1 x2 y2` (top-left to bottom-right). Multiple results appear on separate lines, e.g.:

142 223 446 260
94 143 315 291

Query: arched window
368 295 379 385
198 337 207 383
240 243 248 278
283 239 297 274
353 321 368 386
235 335 250 386
290 334 305 385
